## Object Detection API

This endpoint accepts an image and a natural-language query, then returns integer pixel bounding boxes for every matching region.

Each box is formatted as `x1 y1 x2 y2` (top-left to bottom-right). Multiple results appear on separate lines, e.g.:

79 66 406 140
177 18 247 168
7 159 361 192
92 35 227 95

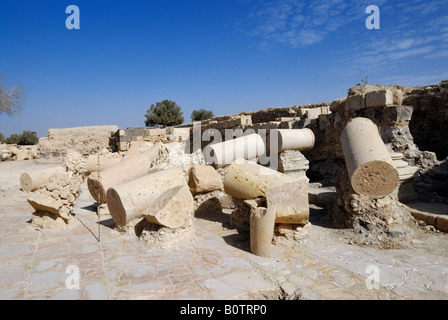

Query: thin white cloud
247 0 372 49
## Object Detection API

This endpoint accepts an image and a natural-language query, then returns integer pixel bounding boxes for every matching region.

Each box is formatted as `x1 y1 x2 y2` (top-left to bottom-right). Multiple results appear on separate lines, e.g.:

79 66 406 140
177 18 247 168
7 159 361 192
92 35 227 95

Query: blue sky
1 0 447 138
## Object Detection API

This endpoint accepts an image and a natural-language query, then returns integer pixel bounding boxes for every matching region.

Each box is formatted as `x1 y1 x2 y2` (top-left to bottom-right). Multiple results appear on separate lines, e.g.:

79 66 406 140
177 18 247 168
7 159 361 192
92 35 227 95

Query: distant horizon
1 0 447 138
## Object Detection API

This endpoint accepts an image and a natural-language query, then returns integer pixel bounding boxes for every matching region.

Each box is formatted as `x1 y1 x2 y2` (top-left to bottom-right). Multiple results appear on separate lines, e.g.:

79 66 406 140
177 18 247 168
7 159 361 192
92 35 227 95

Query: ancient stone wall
37 125 119 158
404 81 448 161
115 127 190 153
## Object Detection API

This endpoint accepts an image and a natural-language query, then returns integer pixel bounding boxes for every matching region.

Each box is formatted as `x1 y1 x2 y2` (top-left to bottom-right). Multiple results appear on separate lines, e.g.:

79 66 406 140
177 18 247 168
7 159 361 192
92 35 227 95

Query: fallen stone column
203 133 266 168
223 160 297 200
106 167 188 227
86 153 122 173
87 145 159 204
341 117 399 199
271 129 315 152
123 141 155 159
20 166 65 192
142 185 194 229
250 207 275 258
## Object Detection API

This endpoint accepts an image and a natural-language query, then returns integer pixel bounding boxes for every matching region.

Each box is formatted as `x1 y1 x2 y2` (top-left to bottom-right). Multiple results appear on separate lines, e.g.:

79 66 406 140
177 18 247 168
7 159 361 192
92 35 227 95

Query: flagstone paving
1 160 447 300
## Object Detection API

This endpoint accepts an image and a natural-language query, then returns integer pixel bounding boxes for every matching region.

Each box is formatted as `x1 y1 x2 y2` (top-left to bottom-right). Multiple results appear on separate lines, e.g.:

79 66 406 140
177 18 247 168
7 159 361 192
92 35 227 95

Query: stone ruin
18 80 448 254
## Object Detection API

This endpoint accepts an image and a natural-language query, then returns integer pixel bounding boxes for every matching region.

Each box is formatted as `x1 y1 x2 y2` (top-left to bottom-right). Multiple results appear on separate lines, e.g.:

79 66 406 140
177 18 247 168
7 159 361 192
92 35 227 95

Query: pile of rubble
1 144 38 161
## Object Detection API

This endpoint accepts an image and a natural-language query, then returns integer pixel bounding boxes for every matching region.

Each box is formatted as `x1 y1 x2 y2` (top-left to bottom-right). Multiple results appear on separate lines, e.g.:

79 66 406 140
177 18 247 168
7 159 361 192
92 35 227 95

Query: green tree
5 130 38 145
0 132 4 143
0 74 26 116
144 99 184 127
191 108 214 122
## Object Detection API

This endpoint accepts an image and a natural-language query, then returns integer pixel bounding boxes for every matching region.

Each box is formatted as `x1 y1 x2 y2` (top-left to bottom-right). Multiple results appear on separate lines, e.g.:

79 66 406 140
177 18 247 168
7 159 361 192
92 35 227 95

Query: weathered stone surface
64 149 87 176
38 125 119 158
123 141 154 159
203 133 266 168
278 150 309 179
365 90 394 108
137 218 196 250
142 185 194 229
188 165 223 195
345 95 365 113
273 223 311 247
28 194 61 216
406 202 448 232
306 108 321 120
27 171 82 224
106 167 188 227
86 152 122 172
230 198 266 233
250 207 275 258
223 161 297 200
341 117 399 199
271 129 315 152
20 166 65 192
87 145 159 204
265 179 309 224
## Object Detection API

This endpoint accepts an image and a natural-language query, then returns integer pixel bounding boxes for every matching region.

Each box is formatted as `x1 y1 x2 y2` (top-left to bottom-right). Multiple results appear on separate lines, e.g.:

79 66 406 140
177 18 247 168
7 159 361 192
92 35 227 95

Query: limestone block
320 106 331 115
345 95 365 113
330 97 347 112
265 179 309 224
223 161 298 200
250 207 275 258
278 150 309 179
27 194 61 216
436 216 448 232
142 185 194 229
297 108 309 118
15 150 29 161
383 105 414 122
188 165 224 195
279 121 293 129
149 128 166 136
406 202 448 232
365 89 394 108
391 87 404 105
306 108 321 120
341 117 399 198
171 128 191 142
117 141 129 152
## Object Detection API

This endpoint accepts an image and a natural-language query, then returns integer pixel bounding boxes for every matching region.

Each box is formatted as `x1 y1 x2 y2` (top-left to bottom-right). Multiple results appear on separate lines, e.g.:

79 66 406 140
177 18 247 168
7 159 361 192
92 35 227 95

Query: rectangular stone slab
265 179 309 224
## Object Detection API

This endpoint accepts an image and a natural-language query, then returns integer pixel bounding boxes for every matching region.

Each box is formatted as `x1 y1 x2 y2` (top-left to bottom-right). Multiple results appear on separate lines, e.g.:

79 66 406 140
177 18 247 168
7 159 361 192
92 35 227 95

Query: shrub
5 130 38 145
144 99 184 127
191 108 214 122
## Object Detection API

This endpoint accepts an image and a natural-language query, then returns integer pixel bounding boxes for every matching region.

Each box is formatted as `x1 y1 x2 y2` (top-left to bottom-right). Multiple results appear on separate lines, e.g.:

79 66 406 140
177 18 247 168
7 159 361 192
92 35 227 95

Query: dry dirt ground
1 160 447 300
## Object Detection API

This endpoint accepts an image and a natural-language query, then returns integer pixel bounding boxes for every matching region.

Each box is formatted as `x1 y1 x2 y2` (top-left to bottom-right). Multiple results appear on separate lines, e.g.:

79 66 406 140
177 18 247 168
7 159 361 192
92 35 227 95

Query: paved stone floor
1 160 448 300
